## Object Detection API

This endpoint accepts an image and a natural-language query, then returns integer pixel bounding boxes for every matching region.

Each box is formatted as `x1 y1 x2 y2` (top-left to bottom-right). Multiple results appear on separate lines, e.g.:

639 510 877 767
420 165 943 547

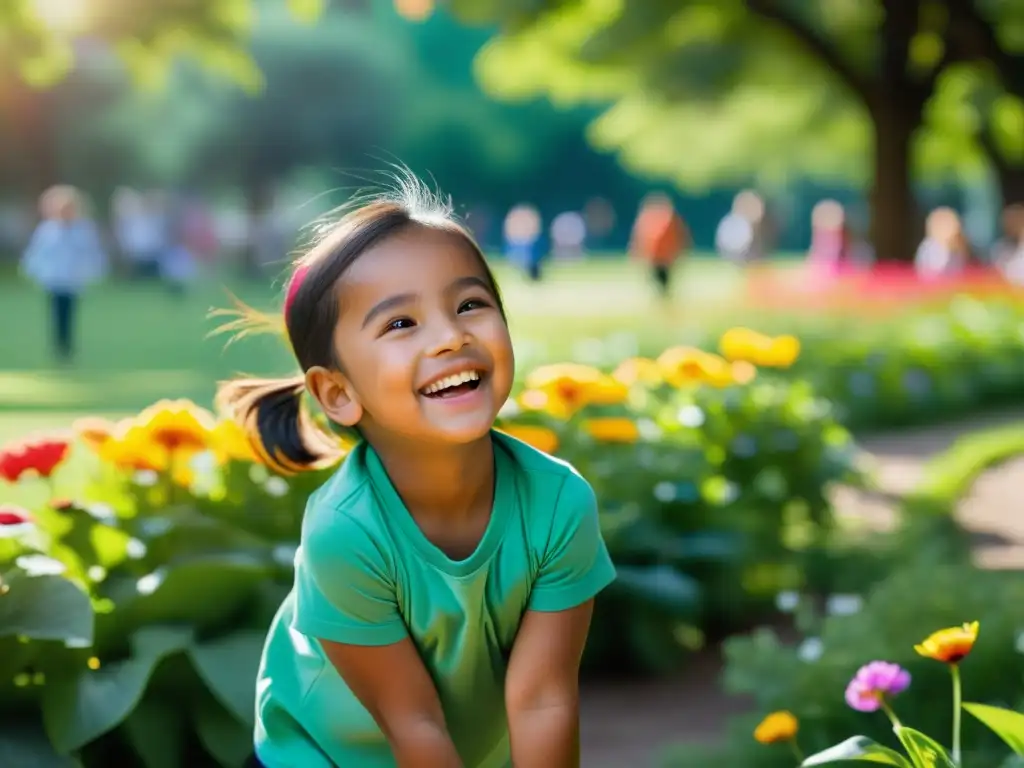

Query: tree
441 0 1024 260
0 0 324 193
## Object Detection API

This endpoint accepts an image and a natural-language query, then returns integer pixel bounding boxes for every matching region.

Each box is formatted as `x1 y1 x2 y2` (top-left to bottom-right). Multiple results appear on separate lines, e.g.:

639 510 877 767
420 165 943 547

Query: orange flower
499 425 559 454
0 436 71 482
731 360 757 385
135 400 214 455
583 417 640 443
754 710 799 745
522 364 626 418
914 621 980 664
72 417 116 451
98 425 169 472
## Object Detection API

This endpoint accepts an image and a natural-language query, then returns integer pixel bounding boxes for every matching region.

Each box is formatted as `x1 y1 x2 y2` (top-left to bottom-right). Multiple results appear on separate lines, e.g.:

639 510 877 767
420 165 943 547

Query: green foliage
0 0 323 90
448 0 1023 189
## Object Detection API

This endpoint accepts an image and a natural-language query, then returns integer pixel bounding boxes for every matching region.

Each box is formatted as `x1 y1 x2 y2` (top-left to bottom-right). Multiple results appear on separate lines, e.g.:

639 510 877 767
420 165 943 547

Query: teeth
423 370 480 395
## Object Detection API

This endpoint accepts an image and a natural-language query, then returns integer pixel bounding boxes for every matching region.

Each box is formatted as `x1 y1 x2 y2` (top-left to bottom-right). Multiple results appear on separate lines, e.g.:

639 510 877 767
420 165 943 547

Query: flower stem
789 739 805 764
880 700 903 730
951 663 962 766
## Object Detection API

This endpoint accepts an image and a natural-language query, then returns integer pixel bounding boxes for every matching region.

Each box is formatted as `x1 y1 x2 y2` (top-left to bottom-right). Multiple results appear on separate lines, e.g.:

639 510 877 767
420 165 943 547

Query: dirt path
578 409 1024 767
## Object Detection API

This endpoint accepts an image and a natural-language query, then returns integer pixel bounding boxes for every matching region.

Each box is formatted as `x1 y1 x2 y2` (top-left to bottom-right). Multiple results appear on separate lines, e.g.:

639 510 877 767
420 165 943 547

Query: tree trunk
868 106 919 262
995 165 1024 208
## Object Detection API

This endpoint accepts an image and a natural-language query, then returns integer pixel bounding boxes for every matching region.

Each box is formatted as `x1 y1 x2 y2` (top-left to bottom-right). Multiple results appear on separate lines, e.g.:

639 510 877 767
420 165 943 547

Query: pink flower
844 661 911 712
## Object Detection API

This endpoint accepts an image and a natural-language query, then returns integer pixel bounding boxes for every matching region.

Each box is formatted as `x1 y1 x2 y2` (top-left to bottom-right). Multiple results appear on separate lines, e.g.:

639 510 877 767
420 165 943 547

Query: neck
370 432 496 521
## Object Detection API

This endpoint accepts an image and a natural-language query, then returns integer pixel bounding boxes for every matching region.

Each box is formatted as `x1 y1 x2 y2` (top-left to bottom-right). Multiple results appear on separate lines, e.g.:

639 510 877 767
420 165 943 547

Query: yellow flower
98 425 169 472
754 710 799 745
499 425 559 454
134 399 215 455
522 364 627 418
657 346 735 388
209 420 257 463
761 335 801 368
719 327 801 368
914 621 980 664
612 357 663 387
656 346 711 387
583 417 640 443
720 327 773 363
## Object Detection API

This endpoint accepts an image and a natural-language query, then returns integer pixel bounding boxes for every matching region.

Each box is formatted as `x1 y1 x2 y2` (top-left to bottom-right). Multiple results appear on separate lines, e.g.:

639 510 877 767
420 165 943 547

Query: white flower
826 594 864 617
86 503 116 523
653 482 676 503
677 405 705 428
798 637 824 663
775 590 800 613
248 464 269 484
87 565 107 582
264 476 290 498
636 419 662 441
15 555 66 576
133 469 159 487
136 570 165 595
188 450 218 474
126 538 148 559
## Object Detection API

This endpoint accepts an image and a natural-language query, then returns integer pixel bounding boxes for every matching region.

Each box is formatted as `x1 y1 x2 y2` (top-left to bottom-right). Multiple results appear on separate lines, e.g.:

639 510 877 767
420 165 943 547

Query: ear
305 366 363 427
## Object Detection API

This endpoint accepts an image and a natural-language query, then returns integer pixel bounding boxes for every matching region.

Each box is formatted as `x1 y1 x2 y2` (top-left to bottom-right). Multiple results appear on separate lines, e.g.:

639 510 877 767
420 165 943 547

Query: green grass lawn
0 255 807 440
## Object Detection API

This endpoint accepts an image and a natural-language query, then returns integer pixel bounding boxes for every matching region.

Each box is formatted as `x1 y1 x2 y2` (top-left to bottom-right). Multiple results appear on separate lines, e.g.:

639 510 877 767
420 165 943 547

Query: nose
426 313 469 356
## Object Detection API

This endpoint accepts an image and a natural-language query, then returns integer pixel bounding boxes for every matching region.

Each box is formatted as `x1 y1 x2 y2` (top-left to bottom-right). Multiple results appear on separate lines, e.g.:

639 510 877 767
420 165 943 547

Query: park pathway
578 409 1024 767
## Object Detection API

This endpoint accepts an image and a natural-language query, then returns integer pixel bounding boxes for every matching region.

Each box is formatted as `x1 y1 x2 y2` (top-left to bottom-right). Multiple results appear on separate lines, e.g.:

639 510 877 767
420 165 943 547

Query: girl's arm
505 601 594 768
320 639 462 768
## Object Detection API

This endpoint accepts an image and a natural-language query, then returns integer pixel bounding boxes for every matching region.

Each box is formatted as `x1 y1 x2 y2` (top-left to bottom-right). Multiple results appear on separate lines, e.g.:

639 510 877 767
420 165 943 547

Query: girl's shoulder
493 430 594 513
299 444 386 551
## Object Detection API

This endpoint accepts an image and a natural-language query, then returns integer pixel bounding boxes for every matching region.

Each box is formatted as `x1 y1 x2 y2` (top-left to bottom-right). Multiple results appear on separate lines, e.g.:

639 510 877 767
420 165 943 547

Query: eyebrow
360 275 492 329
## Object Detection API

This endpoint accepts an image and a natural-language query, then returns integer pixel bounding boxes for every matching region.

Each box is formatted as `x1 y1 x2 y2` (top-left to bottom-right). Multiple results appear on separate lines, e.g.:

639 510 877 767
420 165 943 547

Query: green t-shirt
253 431 617 768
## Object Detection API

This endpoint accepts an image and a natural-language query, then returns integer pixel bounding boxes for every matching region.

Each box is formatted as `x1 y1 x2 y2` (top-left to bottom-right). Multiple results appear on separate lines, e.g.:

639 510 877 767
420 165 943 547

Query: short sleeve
292 506 408 646
528 471 617 612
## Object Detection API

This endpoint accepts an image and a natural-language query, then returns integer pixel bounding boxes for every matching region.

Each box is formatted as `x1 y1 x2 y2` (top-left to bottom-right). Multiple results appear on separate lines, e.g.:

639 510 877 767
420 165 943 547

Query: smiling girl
218 181 616 768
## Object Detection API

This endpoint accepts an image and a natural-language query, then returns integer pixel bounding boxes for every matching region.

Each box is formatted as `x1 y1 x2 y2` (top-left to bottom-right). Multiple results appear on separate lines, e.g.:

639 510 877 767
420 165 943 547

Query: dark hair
214 179 506 475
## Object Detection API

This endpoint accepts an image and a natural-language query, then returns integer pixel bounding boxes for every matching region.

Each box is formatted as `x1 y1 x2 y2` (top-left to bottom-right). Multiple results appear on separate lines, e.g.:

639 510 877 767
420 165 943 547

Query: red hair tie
284 264 310 320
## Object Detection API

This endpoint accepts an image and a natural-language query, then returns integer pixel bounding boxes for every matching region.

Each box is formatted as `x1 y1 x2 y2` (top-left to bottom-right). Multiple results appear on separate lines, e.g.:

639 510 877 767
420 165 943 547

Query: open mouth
420 370 484 399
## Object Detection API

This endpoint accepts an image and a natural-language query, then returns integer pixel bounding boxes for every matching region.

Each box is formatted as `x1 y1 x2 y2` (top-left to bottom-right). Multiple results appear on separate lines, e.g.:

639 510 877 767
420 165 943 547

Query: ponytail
214 376 347 476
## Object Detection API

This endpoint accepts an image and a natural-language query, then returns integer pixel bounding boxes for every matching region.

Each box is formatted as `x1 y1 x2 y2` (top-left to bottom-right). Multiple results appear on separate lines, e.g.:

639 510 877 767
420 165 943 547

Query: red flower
0 505 33 526
0 437 71 483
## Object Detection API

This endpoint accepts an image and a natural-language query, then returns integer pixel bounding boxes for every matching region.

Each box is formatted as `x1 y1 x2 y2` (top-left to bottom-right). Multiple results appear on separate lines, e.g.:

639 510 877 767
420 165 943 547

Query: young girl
217 182 617 768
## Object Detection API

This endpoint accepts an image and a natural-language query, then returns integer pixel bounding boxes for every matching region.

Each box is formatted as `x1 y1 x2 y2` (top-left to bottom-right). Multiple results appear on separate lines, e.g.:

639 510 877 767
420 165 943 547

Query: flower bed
670 564 1024 768
0 328 870 765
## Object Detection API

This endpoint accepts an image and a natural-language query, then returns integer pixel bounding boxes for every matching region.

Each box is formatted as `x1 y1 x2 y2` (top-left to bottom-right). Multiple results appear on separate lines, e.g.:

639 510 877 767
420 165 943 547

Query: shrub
0 328 866 763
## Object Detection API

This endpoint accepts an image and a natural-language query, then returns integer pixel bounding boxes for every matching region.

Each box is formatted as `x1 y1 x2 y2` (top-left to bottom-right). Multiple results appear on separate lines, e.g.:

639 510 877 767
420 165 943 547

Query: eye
383 317 416 334
458 297 491 313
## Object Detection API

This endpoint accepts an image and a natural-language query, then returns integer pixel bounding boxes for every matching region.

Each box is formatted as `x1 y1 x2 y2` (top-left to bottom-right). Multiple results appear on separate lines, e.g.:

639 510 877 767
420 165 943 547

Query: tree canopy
444 0 1024 259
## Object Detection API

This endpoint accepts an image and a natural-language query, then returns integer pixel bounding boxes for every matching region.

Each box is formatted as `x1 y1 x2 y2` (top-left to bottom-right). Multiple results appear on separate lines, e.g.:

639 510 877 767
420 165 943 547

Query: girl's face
320 225 514 447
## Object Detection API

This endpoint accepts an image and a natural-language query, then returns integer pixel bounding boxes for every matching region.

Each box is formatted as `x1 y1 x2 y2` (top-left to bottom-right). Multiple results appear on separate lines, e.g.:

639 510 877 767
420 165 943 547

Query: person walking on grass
629 192 690 300
20 185 107 363
217 175 616 768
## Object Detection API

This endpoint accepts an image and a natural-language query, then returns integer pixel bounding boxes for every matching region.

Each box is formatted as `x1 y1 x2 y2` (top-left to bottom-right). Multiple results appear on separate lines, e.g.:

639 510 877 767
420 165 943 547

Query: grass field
0 256 810 440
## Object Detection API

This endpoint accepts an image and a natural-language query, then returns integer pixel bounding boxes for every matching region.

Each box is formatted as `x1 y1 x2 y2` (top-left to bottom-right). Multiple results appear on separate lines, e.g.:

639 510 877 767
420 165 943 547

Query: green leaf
0 719 81 768
189 630 266 728
193 696 255 768
122 696 185 768
894 727 956 768
612 564 701 617
964 702 1024 756
801 736 912 766
98 555 269 646
41 626 193 753
0 574 93 645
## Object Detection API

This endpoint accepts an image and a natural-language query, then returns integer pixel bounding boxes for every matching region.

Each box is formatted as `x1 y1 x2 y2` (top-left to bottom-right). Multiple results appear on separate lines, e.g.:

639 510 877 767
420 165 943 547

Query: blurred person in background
503 203 545 282
112 187 169 281
629 192 690 299
549 211 586 262
807 199 849 280
992 203 1024 285
915 207 974 280
21 185 107 363
715 190 773 268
